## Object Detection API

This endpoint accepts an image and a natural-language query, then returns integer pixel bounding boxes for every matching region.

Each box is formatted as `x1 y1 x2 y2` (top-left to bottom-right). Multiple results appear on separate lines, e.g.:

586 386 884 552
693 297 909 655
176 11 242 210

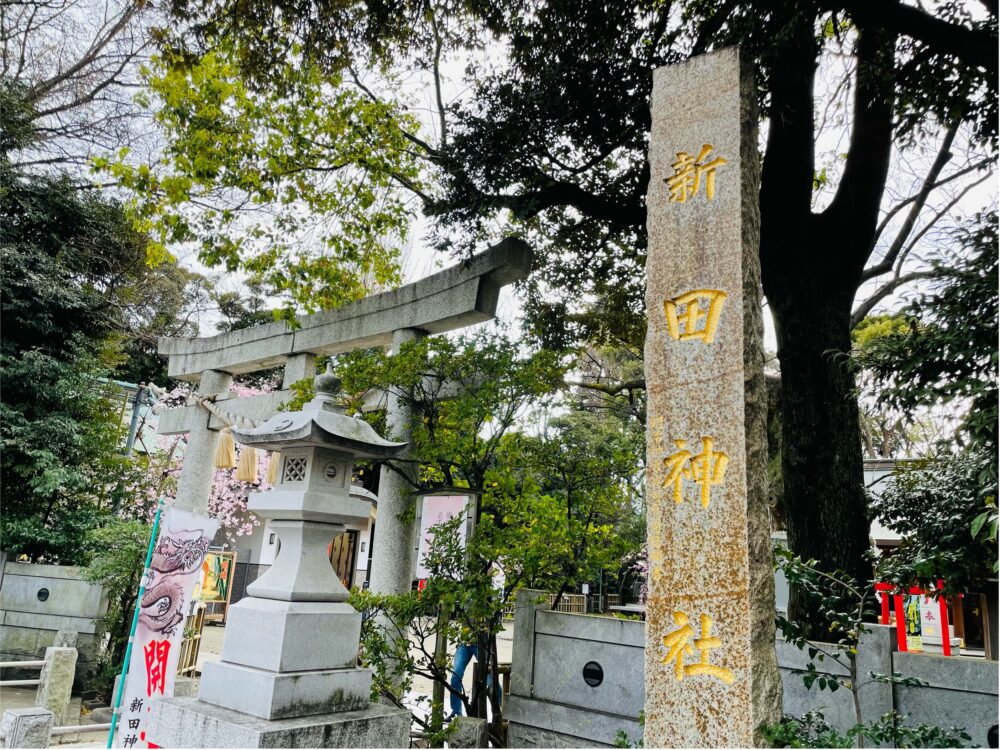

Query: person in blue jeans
449 642 500 718
449 642 478 718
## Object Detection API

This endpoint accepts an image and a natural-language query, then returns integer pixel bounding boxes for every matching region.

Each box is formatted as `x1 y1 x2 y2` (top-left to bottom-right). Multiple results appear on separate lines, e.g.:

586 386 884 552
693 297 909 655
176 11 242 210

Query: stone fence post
856 623 896 727
509 589 550 698
34 646 76 725
1 708 53 749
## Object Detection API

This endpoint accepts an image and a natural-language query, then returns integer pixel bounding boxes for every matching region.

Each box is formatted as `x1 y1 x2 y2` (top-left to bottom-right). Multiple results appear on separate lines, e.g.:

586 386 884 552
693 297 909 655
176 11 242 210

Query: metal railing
0 721 112 742
51 723 112 737
0 659 45 687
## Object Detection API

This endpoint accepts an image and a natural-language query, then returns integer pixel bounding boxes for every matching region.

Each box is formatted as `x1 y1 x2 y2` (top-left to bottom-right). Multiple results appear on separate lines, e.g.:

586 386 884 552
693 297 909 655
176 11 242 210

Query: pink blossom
126 381 278 540
206 449 275 541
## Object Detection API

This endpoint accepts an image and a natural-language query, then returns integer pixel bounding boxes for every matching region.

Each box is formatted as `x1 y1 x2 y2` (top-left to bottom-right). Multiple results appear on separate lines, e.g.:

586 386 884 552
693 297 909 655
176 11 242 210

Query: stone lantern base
146 696 410 748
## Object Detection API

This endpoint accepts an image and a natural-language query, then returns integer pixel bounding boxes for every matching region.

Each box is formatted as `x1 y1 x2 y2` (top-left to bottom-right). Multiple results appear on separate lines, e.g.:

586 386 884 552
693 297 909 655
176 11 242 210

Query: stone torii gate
156 239 531 595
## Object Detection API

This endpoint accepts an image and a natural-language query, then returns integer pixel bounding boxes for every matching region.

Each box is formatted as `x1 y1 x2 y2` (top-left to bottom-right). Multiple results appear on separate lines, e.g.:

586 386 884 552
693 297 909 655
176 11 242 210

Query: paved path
2 620 514 747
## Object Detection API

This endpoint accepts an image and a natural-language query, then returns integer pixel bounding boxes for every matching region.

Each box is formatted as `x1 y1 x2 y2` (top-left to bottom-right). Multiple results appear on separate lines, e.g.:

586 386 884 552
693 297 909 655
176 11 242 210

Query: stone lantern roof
230 364 406 458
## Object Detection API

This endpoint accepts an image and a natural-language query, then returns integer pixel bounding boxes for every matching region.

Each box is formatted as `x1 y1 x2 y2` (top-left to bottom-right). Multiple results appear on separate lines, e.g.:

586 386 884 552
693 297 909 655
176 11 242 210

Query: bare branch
824 0 998 75
862 120 959 281
346 64 439 158
25 1 139 102
874 156 993 243
429 9 448 150
897 170 994 265
851 269 943 328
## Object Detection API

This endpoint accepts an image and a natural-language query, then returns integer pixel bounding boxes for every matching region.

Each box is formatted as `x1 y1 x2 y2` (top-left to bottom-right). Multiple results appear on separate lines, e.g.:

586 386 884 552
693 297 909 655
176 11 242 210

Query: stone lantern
197 365 406 723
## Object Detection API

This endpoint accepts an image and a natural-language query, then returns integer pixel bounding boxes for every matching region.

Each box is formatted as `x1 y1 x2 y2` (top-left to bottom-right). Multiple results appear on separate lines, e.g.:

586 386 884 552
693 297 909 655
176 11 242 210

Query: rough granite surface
146 696 410 748
449 717 489 748
643 46 781 747
173 369 233 514
33 647 76 725
368 328 422 595
0 708 53 749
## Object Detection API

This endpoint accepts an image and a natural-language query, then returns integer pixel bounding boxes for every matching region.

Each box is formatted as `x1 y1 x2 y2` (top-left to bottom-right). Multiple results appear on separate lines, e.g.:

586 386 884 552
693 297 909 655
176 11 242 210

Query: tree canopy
872 447 997 595
101 40 420 317
146 0 996 619
3 0 995 622
0 163 143 560
329 332 645 739
857 213 998 457
0 82 208 557
1 0 154 171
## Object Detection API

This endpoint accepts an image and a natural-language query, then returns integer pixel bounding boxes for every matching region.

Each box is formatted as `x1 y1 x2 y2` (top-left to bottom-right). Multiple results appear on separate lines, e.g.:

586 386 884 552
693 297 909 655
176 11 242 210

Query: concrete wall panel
509 598 999 748
0 562 108 687
531 633 644 717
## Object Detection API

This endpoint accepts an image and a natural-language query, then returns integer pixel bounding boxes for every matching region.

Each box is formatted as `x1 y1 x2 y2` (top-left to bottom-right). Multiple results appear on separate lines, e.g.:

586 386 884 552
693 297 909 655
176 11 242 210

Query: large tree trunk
758 11 895 625
766 268 873 621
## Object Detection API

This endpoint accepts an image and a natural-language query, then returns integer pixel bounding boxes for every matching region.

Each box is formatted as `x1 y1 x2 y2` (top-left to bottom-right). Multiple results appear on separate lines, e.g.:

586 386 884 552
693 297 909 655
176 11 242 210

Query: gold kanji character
664 289 727 344
662 437 729 508
662 611 695 679
665 144 728 202
662 611 734 684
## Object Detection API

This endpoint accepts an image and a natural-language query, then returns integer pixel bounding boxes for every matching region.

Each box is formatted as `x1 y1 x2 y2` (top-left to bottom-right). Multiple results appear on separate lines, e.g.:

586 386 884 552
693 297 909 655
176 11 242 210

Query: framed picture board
193 550 237 623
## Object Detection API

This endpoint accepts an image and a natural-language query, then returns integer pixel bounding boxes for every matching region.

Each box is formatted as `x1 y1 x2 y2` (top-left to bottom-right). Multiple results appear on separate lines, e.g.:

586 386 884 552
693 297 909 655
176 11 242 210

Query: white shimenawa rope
147 383 264 431
192 394 264 430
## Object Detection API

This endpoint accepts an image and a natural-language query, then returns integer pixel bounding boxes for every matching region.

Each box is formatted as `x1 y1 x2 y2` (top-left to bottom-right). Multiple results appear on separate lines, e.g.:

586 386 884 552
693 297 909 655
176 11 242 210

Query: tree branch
26 1 139 102
759 10 819 273
474 175 644 226
851 269 944 328
862 119 959 281
346 64 440 159
690 0 737 56
873 157 993 244
825 0 997 75
889 169 994 270
429 9 448 150
390 172 433 204
565 377 645 395
825 22 897 267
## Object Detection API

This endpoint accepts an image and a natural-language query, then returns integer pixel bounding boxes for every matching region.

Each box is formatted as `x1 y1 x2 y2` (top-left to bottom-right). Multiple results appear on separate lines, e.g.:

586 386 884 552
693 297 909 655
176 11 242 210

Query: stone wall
507 591 999 748
506 590 644 748
778 625 1000 748
0 559 108 688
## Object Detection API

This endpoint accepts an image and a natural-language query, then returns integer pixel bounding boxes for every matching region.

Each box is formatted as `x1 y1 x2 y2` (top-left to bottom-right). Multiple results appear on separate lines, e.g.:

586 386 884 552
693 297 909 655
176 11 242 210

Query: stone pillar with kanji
643 47 781 747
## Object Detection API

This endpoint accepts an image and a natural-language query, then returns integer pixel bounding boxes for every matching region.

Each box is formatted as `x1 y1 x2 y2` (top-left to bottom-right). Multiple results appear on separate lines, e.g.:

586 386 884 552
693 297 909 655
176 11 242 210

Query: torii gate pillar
173 369 232 514
369 328 423 595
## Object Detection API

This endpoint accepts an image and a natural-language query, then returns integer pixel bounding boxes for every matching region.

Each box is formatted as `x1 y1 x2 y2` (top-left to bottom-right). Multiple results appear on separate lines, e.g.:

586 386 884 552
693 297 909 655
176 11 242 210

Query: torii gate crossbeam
160 238 531 381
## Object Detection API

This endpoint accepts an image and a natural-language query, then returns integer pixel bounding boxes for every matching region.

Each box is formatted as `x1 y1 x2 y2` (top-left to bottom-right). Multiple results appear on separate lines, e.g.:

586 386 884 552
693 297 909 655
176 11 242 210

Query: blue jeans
449 644 499 717
449 644 477 717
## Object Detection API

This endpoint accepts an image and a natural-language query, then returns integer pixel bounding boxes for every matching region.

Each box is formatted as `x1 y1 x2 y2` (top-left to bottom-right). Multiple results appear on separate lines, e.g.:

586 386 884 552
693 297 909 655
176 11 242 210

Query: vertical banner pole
107 500 164 749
